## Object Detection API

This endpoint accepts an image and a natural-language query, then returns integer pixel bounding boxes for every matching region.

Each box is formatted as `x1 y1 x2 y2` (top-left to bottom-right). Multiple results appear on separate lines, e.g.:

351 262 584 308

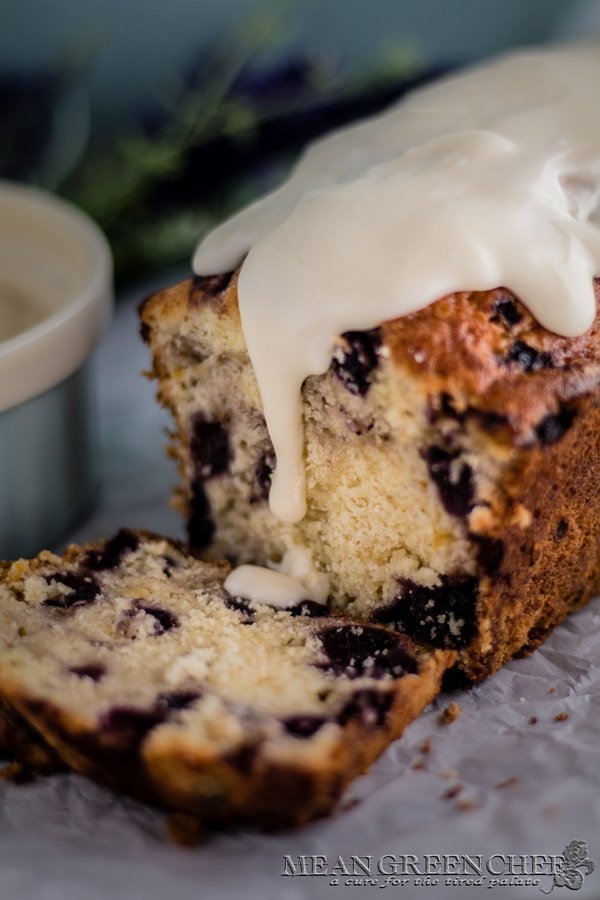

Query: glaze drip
194 44 600 523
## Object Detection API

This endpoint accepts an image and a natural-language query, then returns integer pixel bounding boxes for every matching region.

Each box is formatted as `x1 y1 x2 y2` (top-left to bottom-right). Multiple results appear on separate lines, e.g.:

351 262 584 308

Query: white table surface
1 276 599 900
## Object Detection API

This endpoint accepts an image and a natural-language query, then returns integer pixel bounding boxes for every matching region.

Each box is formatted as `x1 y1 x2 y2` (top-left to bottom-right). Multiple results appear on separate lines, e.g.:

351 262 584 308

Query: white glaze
194 43 600 523
224 564 311 608
272 547 330 604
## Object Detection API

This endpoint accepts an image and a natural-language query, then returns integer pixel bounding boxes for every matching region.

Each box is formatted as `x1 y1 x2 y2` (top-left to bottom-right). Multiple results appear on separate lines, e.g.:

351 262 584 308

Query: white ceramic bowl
0 180 113 558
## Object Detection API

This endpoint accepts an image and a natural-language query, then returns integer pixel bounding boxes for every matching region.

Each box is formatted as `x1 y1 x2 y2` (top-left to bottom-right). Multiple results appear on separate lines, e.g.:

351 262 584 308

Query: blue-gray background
2 0 599 119
2 0 600 287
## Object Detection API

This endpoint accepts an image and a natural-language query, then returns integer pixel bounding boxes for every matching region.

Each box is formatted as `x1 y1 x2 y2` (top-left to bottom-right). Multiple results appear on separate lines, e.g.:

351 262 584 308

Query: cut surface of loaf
0 530 452 829
140 273 600 682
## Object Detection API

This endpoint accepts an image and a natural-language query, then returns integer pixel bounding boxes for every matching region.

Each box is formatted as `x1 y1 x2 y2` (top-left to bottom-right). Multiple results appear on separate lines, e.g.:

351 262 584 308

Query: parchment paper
2 281 599 900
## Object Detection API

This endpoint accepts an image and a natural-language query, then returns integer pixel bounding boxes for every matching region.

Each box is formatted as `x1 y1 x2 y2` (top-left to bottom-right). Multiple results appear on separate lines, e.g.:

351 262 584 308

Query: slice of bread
0 530 452 828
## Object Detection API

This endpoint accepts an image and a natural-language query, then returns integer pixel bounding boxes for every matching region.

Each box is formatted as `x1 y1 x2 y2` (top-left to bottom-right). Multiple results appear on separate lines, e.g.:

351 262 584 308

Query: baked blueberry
191 414 231 479
135 602 179 634
505 340 553 372
317 624 418 679
69 664 105 681
187 481 215 548
535 408 575 445
223 594 255 623
282 715 327 738
376 575 478 649
99 705 167 750
253 447 275 501
85 529 139 571
470 534 505 574
44 572 100 609
424 446 474 517
157 691 201 711
332 329 382 396
491 297 522 327
289 599 329 618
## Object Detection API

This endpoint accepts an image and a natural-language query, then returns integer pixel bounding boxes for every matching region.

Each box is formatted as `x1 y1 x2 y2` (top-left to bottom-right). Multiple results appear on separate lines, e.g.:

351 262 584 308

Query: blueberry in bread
140 274 600 684
0 530 452 828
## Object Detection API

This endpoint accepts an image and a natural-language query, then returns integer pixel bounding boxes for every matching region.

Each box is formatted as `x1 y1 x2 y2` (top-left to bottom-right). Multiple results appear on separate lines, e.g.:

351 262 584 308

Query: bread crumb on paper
442 784 463 800
495 776 520 790
455 797 477 812
440 702 462 724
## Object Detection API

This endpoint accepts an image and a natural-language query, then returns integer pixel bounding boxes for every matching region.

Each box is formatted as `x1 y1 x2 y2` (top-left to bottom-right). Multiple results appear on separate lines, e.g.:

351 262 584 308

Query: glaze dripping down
194 43 600 524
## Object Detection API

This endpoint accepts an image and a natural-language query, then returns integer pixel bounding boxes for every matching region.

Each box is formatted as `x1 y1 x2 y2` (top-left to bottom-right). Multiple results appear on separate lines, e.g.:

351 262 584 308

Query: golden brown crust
382 281 600 443
464 393 600 680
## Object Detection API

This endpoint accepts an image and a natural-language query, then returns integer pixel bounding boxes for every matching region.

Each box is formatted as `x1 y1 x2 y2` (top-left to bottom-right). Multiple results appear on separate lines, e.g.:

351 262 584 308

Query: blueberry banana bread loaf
140 273 600 683
0 530 452 828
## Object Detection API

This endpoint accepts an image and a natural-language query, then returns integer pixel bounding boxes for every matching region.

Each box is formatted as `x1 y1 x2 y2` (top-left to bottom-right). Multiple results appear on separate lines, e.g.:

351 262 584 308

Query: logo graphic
541 842 595 894
281 843 596 892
